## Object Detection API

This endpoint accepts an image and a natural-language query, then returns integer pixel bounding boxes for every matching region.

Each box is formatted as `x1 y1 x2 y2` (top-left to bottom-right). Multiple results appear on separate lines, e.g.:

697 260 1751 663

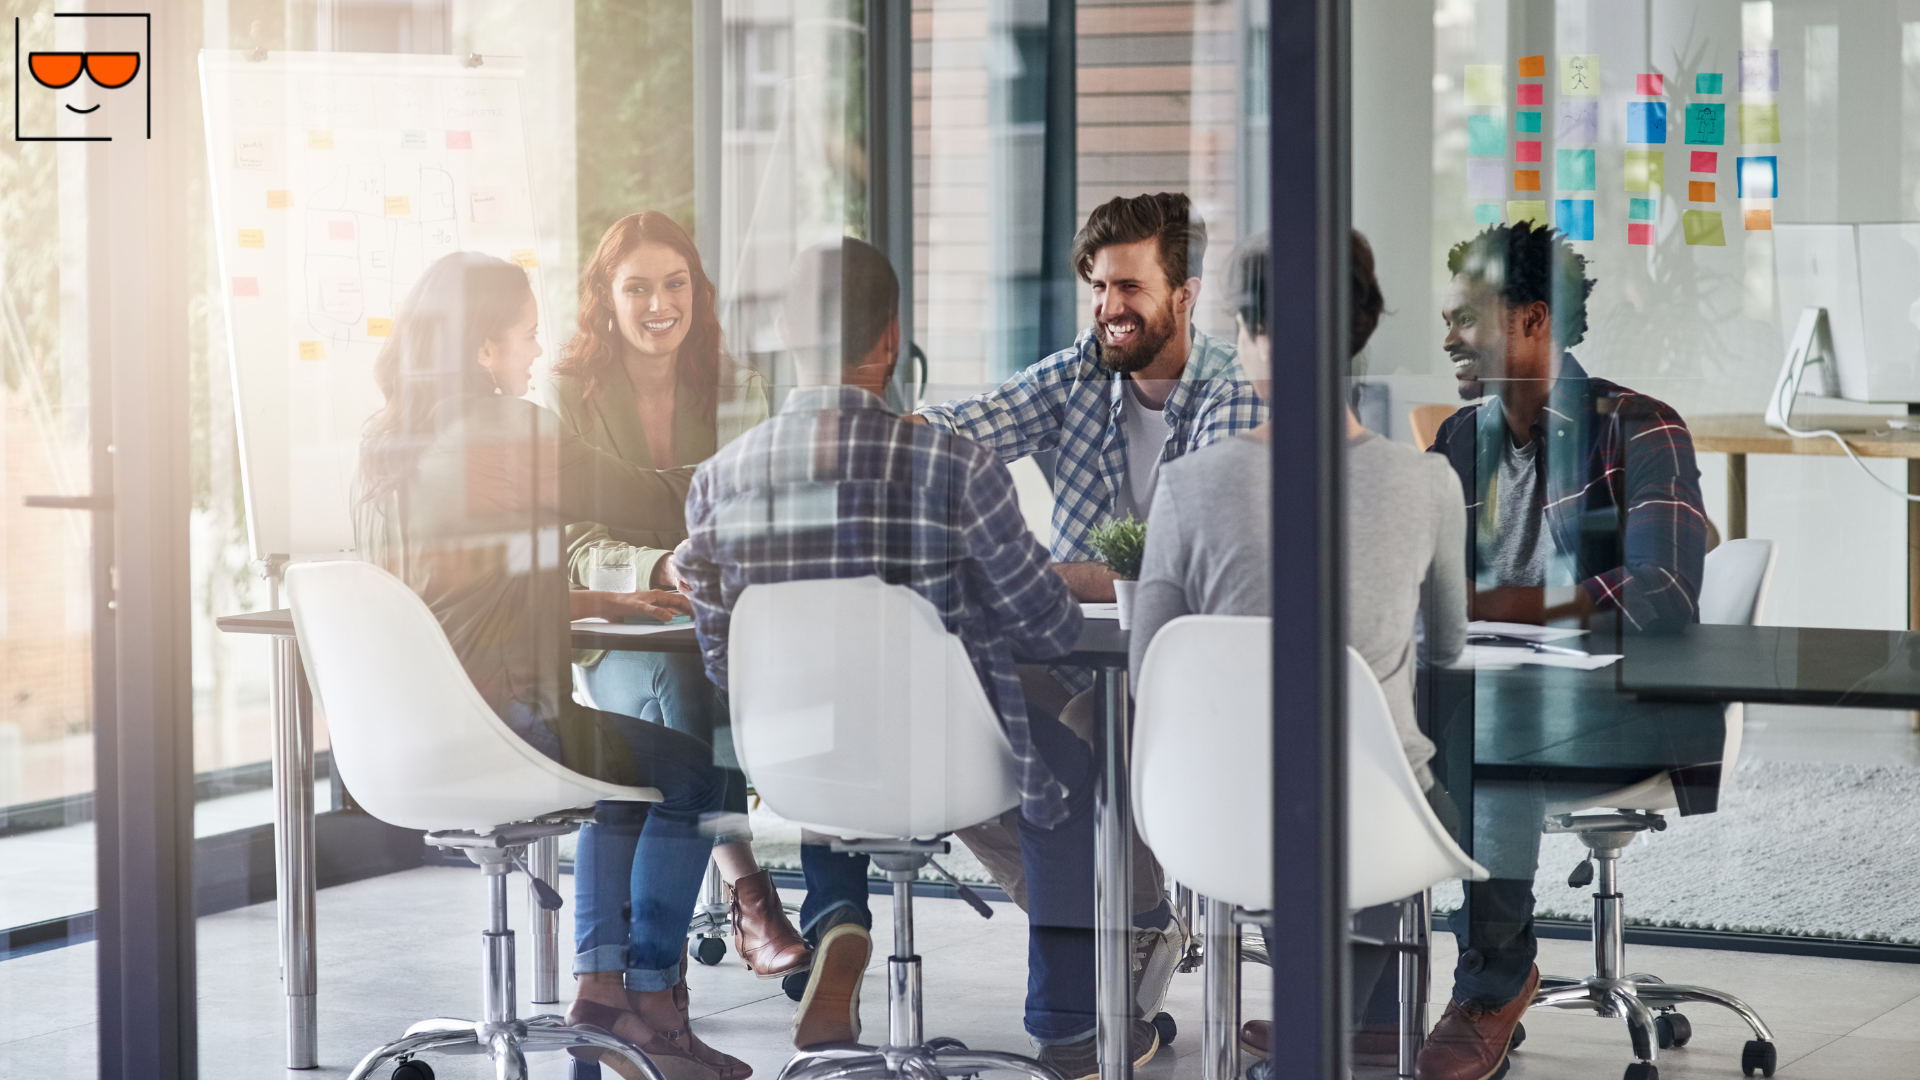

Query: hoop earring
608 317 615 334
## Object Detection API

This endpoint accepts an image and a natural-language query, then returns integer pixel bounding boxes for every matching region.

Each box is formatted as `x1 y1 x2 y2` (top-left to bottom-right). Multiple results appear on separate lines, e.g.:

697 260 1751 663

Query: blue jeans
578 649 750 833
570 709 730 991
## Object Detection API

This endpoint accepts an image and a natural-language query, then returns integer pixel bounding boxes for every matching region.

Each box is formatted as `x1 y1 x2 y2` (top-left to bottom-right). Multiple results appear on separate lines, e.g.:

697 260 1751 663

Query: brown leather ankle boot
630 984 752 1080
726 869 812 979
565 971 721 1080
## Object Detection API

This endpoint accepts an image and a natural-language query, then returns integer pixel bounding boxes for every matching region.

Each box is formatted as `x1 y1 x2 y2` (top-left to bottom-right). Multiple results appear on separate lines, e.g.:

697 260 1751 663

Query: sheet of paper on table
1081 603 1120 620
571 615 693 636
1467 620 1588 642
1452 644 1622 671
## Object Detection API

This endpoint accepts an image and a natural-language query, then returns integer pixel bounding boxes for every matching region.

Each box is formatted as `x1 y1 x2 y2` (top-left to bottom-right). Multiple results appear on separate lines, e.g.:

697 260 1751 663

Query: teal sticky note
1468 114 1505 156
1473 203 1502 224
1685 103 1726 145
1516 111 1542 134
1556 148 1596 191
1629 197 1657 221
1696 72 1723 94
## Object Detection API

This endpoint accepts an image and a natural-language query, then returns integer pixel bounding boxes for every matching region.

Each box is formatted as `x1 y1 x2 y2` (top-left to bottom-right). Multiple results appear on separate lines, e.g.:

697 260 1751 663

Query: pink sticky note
1636 74 1665 96
1628 223 1654 246
328 219 355 241
1690 151 1718 173
446 130 473 149
232 277 260 297
1516 83 1544 106
1515 141 1542 163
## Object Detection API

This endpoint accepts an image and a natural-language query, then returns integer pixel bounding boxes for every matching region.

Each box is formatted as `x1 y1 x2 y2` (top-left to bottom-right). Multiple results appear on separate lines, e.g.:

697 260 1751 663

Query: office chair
1132 620 1488 1080
1531 539 1782 1080
728 576 1059 1080
287 560 666 1080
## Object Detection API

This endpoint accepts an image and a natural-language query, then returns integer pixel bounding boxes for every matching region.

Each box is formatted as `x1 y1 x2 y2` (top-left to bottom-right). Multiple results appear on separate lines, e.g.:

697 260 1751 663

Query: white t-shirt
1116 378 1172 521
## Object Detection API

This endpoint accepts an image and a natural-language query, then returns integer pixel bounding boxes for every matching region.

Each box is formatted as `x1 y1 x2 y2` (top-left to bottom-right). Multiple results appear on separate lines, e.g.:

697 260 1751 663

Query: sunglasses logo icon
29 52 140 111
13 12 151 142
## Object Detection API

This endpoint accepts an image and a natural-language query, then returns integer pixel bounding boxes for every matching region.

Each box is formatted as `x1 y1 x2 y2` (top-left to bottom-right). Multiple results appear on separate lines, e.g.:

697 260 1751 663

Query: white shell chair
1531 539 1781 1080
285 559 667 1080
727 576 1056 1080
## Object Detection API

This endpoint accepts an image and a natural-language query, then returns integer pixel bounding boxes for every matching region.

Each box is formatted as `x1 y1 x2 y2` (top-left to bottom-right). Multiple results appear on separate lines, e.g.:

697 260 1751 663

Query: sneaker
1036 1019 1159 1080
1130 921 1183 1018
789 921 871 1049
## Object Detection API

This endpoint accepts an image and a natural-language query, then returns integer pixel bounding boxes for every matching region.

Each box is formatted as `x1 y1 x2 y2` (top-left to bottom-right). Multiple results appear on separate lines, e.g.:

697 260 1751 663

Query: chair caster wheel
926 1037 969 1052
1509 1021 1526 1051
695 936 727 966
393 1060 436 1080
569 1056 604 1080
1623 1064 1657 1080
1654 1012 1691 1049
1151 1011 1177 1047
783 968 809 1002
1742 1039 1778 1077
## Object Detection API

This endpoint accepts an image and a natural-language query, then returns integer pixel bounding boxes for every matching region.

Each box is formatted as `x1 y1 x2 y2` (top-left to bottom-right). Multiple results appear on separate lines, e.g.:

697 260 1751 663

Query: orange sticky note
298 341 325 361
237 229 265 249
384 196 410 215
1518 55 1545 78
307 130 334 150
367 317 393 337
511 249 538 268
1689 181 1716 202
1514 170 1542 191
1745 208 1773 231
267 190 292 209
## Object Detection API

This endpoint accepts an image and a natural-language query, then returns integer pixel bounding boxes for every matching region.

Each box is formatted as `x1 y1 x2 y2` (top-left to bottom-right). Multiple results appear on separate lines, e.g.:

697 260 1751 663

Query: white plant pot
1114 579 1138 630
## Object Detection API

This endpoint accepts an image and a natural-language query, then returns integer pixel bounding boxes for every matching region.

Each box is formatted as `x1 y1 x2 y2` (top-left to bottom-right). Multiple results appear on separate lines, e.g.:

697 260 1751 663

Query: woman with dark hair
530 213 809 983
354 251 751 1080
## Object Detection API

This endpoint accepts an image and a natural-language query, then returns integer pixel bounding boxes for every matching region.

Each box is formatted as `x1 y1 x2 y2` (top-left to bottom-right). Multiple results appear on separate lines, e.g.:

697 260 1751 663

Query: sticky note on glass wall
1628 222 1654 245
1696 73 1724 94
1627 102 1667 144
307 130 334 150
367 318 393 338
1691 151 1718 173
1467 115 1505 156
1554 199 1595 241
402 131 428 151
1556 149 1596 191
1682 209 1726 246
384 196 411 216
328 219 355 241
512 249 539 268
1635 74 1664 96
1745 208 1773 231
1513 170 1542 191
1516 83 1544 106
1561 54 1601 96
1507 201 1549 227
1689 181 1716 203
1474 203 1503 224
1557 100 1599 143
232 277 260 297
1518 55 1546 78
298 341 326 361
238 229 265 249
471 186 509 223
1465 66 1503 106
1516 111 1542 134
1740 50 1779 92
1516 141 1542 163
1737 156 1779 198
1685 104 1726 145
267 190 292 209
1629 197 1657 221
1625 151 1665 191
1740 104 1780 144
1468 158 1507 199
446 130 474 149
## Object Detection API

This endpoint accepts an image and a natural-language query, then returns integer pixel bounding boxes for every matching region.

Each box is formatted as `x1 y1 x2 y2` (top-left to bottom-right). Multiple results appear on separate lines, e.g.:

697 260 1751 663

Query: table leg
529 834 561 1004
1201 897 1240 1080
1095 666 1134 1080
1727 453 1747 542
1910 461 1919 733
271 634 318 1069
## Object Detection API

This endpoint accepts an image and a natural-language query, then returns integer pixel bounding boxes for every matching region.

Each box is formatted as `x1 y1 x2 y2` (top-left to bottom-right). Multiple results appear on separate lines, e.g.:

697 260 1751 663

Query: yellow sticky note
511 249 539 268
237 229 265 249
266 190 292 209
384 196 410 216
1506 200 1549 227
298 341 325 361
1682 209 1727 246
366 317 393 338
1739 103 1780 144
307 130 334 150
1464 65 1503 107
1625 150 1665 192
1560 54 1601 97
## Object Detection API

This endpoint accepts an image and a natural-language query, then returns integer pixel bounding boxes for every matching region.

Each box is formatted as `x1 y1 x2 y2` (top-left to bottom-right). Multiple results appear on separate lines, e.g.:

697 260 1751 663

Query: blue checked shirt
916 326 1267 561
678 384 1085 828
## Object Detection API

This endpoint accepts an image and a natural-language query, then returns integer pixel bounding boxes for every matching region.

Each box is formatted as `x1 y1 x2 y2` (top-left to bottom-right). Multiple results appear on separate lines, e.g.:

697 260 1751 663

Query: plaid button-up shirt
916 326 1267 561
678 384 1085 828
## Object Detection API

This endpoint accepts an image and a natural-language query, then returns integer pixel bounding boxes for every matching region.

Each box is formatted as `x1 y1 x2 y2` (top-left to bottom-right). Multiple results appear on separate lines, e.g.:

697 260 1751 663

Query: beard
1096 300 1179 374
1451 350 1491 400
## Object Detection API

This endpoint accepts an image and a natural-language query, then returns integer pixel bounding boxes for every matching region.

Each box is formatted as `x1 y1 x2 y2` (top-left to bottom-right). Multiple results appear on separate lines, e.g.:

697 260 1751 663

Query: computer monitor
1776 223 1920 404
1774 224 1868 401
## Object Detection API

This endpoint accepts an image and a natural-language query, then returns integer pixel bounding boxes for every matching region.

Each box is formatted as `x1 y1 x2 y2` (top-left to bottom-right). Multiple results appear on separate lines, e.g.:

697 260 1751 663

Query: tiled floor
3 864 1918 1079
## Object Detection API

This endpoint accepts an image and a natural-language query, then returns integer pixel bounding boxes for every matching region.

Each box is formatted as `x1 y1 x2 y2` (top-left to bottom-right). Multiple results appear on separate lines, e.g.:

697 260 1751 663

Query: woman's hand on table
570 588 693 622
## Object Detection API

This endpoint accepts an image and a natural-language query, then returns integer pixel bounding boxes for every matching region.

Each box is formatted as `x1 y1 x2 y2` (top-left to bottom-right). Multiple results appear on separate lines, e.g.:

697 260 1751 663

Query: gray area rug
1434 759 1920 944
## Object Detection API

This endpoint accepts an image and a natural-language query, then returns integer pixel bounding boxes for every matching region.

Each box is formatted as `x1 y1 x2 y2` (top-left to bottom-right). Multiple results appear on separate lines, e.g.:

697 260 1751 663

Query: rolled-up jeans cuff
703 810 753 845
1027 1022 1095 1047
623 964 682 993
572 945 630 975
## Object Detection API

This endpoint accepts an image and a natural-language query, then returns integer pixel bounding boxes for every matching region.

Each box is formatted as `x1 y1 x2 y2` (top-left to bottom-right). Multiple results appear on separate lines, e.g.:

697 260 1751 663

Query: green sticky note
1629 197 1657 221
1685 103 1726 145
1468 114 1505 156
1507 200 1549 227
1696 72 1723 94
1682 209 1727 246
1465 65 1503 107
1740 103 1780 144
1473 202 1502 224
1516 111 1542 134
1556 148 1596 191
1625 150 1665 192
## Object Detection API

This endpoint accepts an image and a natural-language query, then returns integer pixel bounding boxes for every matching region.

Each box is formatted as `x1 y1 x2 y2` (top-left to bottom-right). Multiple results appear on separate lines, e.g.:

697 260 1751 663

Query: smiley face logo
14 13 151 141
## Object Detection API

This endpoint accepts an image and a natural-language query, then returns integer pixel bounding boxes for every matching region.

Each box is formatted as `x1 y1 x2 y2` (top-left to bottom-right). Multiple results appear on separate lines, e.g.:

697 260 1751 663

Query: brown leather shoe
728 869 813 979
1239 1019 1270 1058
668 981 753 1080
567 971 722 1080
1413 965 1539 1080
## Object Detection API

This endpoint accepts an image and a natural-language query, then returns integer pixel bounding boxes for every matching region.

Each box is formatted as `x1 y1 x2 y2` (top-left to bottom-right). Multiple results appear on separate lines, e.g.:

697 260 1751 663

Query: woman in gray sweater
1128 230 1467 1068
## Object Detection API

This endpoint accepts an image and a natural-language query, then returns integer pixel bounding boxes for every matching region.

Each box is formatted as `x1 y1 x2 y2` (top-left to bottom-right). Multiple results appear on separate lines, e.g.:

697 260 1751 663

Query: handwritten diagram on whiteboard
201 51 546 559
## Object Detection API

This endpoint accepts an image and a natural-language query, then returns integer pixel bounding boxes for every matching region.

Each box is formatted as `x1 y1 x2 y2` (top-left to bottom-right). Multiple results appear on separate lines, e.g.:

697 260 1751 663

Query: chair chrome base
347 824 665 1080
779 840 1062 1080
1533 813 1778 1079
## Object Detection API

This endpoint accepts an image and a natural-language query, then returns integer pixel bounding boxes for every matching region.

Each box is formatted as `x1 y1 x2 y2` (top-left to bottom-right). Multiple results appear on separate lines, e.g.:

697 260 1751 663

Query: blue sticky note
1627 102 1668 144
1516 111 1542 134
1737 156 1779 198
1555 199 1595 241
1685 103 1726 145
1696 72 1723 94
1629 197 1657 221
1473 203 1502 224
1467 114 1505 156
1556 148 1596 191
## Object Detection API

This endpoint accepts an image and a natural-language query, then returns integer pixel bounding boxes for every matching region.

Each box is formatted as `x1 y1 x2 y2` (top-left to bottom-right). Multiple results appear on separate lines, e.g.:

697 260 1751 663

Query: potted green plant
1085 515 1147 628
